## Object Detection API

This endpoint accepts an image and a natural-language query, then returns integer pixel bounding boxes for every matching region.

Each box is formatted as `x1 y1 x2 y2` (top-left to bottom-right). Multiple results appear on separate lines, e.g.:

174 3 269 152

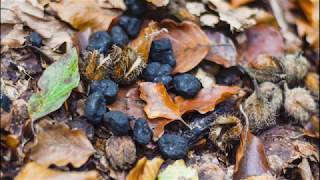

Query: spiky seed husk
284 85 317 124
107 45 146 85
280 53 310 85
243 82 283 133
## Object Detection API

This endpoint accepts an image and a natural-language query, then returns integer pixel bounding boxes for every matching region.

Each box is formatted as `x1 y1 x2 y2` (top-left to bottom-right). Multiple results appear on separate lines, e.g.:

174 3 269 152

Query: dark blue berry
90 80 118 105
0 93 11 112
151 39 172 52
173 73 202 98
119 16 142 38
27 32 42 47
153 75 172 89
103 111 129 136
125 0 146 17
85 92 107 125
111 26 129 47
133 118 152 145
158 134 189 159
157 64 172 76
142 62 161 81
149 39 176 67
87 31 112 54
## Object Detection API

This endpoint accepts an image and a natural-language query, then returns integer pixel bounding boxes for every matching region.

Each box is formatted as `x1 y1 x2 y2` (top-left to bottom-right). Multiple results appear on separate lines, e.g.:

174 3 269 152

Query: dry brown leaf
233 130 272 180
139 82 181 120
127 157 164 180
146 0 169 7
1 24 28 48
195 68 215 88
15 162 99 180
304 116 320 139
96 0 126 10
296 18 319 50
156 19 210 74
48 0 121 32
231 0 254 8
27 120 95 167
175 85 240 114
205 31 237 68
108 84 147 119
239 25 285 64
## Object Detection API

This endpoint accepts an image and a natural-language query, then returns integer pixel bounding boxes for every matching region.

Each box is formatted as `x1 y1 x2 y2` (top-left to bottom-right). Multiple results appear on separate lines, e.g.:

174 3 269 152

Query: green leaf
158 160 199 180
28 48 80 120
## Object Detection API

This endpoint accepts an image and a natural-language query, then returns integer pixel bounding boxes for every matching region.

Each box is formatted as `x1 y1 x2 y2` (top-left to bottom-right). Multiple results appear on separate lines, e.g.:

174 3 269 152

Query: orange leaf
127 157 164 180
15 162 99 180
27 120 95 168
175 85 240 114
233 130 272 180
157 20 210 74
139 82 181 120
49 0 120 32
129 21 161 61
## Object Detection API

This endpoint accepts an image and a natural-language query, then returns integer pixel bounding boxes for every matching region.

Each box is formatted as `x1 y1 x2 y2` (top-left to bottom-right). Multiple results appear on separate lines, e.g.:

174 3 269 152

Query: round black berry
158 134 189 159
111 26 129 47
173 73 202 98
153 75 172 89
27 32 42 47
87 31 112 54
119 16 142 38
90 80 118 105
103 111 130 136
85 92 107 125
151 39 173 52
125 0 146 17
142 62 161 81
133 118 152 145
0 93 12 112
157 64 172 77
149 39 176 67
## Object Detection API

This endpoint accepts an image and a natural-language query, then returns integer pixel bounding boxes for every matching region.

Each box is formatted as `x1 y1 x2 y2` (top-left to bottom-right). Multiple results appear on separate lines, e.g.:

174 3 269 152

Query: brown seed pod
209 115 242 151
284 84 317 125
280 53 310 85
243 81 283 133
245 54 286 83
105 136 136 170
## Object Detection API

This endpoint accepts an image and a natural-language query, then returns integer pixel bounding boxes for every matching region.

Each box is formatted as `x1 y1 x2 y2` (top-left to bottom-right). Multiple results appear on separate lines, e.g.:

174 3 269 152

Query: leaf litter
0 0 319 179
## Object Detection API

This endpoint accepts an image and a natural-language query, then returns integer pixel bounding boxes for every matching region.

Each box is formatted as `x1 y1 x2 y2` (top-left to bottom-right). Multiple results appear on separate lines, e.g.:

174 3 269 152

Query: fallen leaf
127 157 164 180
0 24 28 48
233 130 272 180
304 72 319 97
297 158 314 180
157 19 211 74
304 116 320 139
139 82 181 120
146 0 169 7
96 0 126 10
175 85 240 114
239 25 285 64
27 48 80 120
108 84 147 119
200 14 219 27
186 2 206 16
15 162 99 180
48 0 121 32
205 31 237 68
158 160 199 180
296 18 319 50
27 120 95 167
231 0 253 8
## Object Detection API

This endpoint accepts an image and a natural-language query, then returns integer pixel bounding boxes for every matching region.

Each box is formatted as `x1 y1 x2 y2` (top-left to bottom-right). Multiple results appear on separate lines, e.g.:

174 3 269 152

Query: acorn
243 80 283 133
280 53 310 85
284 83 317 125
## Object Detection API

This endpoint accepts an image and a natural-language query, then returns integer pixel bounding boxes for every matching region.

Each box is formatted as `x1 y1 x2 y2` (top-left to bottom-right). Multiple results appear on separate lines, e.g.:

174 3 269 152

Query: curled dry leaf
27 120 95 167
205 31 238 68
108 84 147 119
156 19 211 74
139 82 181 120
15 162 99 180
127 157 164 180
175 85 240 114
1 24 27 48
233 130 272 180
48 0 121 32
239 25 285 64
146 0 169 7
